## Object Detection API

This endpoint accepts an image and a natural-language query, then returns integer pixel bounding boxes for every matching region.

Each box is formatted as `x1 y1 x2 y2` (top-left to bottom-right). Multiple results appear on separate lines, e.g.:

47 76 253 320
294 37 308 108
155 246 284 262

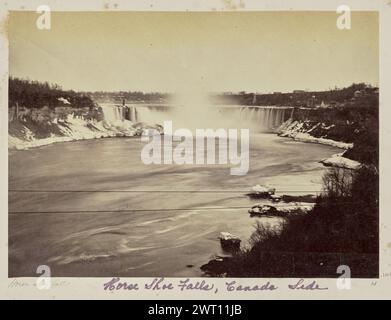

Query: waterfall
233 106 292 132
290 107 295 119
98 104 139 134
122 104 292 132
129 106 136 122
100 104 126 125
100 104 140 123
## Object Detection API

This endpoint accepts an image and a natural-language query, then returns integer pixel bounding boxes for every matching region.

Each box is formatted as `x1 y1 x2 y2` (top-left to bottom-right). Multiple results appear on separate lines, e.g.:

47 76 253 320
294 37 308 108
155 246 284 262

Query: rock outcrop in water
248 203 315 217
246 184 278 200
219 232 241 252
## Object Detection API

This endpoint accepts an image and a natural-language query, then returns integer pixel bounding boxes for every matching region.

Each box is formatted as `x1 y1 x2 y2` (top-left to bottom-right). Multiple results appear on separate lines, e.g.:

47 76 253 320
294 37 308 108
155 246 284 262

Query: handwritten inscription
288 279 328 290
8 278 70 289
103 277 140 291
225 281 278 291
145 278 174 290
102 277 328 293
178 279 215 291
104 277 215 292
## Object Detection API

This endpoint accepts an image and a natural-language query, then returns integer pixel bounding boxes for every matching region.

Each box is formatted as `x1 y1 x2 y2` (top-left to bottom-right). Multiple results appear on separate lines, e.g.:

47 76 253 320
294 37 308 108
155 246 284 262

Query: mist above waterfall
134 92 291 133
99 93 291 133
168 91 232 132
138 91 288 133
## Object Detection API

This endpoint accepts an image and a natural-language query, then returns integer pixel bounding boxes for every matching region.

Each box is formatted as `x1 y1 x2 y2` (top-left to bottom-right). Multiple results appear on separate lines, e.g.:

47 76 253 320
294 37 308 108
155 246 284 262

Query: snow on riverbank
9 114 138 150
277 119 361 170
320 153 361 170
278 119 353 149
277 202 315 213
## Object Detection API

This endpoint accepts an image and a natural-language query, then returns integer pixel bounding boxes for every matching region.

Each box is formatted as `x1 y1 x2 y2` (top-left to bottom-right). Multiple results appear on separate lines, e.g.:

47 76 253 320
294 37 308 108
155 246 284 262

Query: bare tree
322 167 353 198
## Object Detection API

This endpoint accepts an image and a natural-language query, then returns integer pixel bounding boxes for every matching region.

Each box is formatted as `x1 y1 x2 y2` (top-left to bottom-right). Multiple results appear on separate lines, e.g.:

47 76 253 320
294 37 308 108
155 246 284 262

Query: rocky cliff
8 105 139 150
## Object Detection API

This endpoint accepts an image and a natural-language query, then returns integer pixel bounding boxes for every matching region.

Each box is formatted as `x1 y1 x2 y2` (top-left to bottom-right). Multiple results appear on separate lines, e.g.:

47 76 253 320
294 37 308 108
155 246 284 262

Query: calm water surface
9 133 341 277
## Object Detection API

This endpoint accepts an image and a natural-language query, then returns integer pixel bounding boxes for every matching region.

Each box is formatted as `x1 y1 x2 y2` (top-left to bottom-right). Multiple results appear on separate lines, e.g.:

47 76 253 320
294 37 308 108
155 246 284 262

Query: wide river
9 133 341 277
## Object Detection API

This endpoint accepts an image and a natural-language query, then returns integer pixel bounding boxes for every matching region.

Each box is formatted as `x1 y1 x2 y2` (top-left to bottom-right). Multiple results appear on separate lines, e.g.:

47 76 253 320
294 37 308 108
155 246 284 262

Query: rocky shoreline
8 106 162 150
277 118 361 170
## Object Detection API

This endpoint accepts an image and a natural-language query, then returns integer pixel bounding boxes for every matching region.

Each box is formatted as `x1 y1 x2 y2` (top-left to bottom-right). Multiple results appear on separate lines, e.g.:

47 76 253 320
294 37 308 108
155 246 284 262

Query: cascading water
97 104 137 135
100 104 125 125
230 106 292 132
103 103 292 132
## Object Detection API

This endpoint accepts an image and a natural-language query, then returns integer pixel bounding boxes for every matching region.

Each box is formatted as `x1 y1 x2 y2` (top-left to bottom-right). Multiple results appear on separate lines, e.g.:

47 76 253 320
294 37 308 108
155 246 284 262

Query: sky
8 11 378 93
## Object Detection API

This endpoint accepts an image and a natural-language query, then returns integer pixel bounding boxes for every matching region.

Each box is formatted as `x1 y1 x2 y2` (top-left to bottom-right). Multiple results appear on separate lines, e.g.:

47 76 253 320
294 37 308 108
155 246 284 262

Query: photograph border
1 0 390 300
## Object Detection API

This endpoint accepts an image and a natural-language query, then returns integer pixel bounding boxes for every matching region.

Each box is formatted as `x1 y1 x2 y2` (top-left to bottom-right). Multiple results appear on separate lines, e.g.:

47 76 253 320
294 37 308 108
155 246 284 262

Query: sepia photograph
7 9 379 280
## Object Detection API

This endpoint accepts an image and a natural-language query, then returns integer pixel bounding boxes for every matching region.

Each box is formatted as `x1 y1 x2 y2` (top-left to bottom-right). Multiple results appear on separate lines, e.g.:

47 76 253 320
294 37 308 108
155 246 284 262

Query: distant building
318 101 329 108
